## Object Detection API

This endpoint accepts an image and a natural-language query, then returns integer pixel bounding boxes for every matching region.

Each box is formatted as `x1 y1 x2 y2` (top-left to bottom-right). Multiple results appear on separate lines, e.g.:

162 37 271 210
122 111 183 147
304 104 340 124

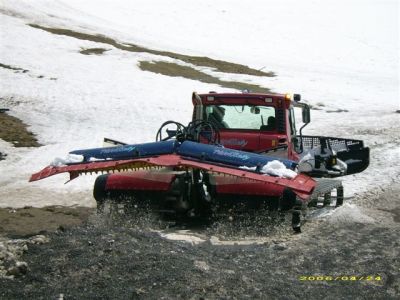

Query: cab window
204 105 276 130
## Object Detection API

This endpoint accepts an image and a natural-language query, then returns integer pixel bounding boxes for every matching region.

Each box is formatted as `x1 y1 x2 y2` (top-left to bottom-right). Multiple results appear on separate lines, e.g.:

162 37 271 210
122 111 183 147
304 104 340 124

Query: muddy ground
0 110 41 147
0 206 93 238
28 24 273 93
0 185 399 299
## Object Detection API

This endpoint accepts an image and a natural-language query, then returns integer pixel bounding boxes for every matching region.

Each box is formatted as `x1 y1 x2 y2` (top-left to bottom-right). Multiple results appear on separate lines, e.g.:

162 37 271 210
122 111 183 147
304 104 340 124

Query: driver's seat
260 116 276 131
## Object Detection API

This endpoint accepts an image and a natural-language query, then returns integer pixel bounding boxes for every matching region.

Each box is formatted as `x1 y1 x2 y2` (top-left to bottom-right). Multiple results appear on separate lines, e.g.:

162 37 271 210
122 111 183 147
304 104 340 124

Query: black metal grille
276 108 285 133
297 135 364 152
311 178 342 198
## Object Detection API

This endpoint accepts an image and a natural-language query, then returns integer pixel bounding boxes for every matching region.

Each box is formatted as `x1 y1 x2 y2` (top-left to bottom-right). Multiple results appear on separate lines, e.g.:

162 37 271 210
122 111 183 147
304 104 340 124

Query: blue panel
178 141 297 170
69 140 177 162
67 139 296 170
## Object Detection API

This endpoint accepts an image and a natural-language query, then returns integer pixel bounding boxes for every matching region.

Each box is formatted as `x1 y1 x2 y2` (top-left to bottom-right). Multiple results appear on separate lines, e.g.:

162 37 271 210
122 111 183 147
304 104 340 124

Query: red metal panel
214 175 284 196
30 154 315 200
105 171 175 191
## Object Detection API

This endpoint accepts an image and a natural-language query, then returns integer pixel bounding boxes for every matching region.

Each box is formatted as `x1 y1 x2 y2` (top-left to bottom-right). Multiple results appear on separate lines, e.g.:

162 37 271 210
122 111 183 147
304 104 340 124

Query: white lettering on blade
213 149 250 160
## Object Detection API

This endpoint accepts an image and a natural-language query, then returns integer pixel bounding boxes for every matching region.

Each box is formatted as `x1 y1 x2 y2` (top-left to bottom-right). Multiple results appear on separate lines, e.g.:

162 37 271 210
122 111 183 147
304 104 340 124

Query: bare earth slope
0 186 399 299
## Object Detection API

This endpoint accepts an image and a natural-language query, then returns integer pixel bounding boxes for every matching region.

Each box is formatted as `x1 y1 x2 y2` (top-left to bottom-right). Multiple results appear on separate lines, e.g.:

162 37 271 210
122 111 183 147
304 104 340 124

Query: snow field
0 0 398 208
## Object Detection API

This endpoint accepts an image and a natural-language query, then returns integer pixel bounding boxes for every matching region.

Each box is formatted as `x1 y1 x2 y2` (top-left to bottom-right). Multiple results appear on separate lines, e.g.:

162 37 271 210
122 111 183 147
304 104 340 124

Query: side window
205 106 229 128
289 107 296 136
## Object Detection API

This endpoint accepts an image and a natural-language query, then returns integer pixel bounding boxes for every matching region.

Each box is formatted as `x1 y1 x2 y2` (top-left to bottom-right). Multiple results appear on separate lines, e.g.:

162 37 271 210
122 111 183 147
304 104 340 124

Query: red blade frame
30 154 315 200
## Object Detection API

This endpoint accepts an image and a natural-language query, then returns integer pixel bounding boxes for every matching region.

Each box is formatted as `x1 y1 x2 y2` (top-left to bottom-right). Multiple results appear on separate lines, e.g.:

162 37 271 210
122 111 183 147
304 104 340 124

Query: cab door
218 130 261 151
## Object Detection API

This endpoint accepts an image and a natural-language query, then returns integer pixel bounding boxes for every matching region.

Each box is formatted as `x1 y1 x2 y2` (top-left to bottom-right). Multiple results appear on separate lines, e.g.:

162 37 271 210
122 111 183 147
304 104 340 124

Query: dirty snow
0 0 399 208
158 230 206 246
327 203 375 224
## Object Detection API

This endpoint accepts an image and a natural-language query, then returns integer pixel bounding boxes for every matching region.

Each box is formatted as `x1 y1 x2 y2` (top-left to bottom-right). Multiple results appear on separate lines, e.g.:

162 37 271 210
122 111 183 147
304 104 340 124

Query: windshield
204 105 276 130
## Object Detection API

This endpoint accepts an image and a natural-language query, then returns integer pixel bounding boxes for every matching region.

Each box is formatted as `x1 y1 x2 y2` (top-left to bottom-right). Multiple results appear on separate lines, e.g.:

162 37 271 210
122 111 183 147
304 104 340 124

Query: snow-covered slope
0 0 398 207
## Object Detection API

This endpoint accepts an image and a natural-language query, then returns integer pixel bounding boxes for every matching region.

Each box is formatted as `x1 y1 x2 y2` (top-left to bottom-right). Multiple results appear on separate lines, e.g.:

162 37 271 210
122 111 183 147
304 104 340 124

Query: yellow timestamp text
299 275 382 281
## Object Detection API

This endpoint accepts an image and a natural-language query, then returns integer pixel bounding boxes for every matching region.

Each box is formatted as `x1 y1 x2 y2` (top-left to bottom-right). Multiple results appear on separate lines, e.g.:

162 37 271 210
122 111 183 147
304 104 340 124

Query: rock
5 252 16 262
16 261 28 274
29 235 49 245
194 260 210 272
241 275 251 284
6 261 28 277
5 267 18 277
0 152 7 161
272 243 287 251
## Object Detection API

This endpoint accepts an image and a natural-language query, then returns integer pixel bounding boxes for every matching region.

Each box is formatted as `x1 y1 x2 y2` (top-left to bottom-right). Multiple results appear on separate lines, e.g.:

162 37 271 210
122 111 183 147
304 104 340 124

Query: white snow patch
51 154 84 166
209 236 271 246
158 230 206 245
327 203 375 224
158 230 279 246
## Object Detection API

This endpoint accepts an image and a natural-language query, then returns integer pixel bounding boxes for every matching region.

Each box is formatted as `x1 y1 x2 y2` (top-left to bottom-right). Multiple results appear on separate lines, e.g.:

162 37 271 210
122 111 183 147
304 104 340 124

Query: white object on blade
240 160 297 179
89 157 105 162
51 154 84 166
261 160 297 179
239 165 256 171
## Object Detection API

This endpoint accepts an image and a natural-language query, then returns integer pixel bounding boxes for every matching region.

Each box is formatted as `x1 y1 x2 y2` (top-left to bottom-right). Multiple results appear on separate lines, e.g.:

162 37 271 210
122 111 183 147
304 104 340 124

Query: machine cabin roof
192 92 292 108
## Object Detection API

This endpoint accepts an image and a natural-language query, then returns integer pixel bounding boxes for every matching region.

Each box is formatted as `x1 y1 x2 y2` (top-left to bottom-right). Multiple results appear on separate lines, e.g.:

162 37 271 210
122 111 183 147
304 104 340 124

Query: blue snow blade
178 141 297 170
69 140 177 162
68 139 296 170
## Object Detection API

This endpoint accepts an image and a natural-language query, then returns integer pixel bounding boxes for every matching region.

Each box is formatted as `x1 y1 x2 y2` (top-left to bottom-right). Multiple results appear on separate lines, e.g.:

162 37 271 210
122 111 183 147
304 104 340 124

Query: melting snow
328 203 375 224
50 154 84 166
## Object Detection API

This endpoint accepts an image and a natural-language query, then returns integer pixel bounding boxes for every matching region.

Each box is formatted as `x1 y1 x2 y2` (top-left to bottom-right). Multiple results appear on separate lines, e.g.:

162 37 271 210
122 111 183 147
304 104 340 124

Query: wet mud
0 186 399 299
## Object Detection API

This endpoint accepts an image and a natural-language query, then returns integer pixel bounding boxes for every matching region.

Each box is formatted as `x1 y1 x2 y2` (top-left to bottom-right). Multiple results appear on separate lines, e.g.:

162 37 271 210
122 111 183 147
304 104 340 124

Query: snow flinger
30 140 316 200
